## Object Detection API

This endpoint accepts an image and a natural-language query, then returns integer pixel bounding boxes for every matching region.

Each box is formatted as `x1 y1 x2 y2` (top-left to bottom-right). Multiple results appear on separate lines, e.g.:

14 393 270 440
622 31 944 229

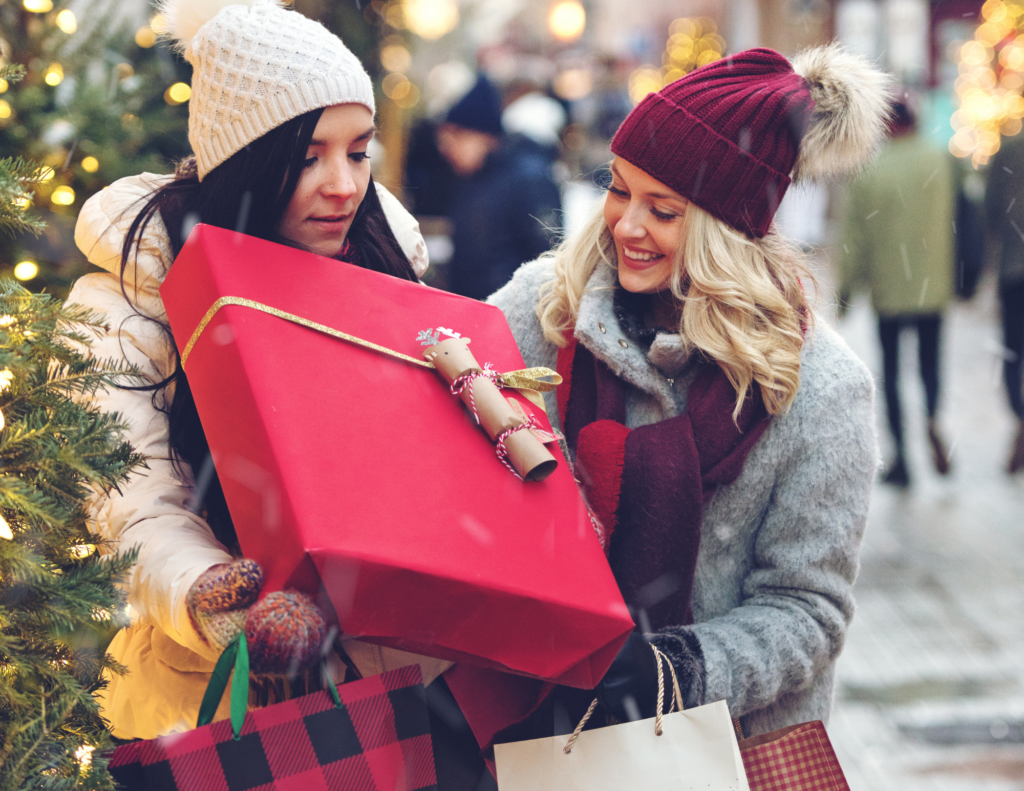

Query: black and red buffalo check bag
107 633 437 790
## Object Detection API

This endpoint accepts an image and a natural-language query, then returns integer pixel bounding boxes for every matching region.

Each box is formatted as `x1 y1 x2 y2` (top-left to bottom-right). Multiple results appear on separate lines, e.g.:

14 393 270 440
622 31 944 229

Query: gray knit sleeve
688 329 878 726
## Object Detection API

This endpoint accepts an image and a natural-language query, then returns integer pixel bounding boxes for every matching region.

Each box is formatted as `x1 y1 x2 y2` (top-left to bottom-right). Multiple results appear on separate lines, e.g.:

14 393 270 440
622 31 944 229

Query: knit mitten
245 591 327 676
598 629 707 721
649 627 707 711
187 559 264 653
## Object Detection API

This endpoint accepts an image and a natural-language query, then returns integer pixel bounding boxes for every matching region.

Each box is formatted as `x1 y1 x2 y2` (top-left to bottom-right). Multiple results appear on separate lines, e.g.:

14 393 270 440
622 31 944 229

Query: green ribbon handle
196 632 344 740
197 632 249 740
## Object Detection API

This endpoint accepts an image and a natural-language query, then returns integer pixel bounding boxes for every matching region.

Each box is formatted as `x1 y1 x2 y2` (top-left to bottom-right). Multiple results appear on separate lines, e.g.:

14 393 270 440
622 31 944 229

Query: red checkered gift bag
739 721 850 791
107 633 436 790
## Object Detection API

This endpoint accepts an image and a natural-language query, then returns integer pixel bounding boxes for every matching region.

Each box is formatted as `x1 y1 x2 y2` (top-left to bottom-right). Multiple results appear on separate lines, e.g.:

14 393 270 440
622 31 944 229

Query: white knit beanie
160 0 376 181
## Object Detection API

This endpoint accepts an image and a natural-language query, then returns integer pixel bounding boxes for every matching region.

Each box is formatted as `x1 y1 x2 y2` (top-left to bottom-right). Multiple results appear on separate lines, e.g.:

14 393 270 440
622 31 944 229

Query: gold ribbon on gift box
181 296 561 408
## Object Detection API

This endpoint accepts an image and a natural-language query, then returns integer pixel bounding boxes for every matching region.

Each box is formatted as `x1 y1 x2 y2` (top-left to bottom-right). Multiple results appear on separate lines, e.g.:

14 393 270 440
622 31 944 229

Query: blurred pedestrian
984 131 1024 472
838 95 955 486
436 74 562 300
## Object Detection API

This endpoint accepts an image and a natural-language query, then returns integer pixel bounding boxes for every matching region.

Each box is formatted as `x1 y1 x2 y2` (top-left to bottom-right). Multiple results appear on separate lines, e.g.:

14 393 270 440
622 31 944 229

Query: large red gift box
160 225 633 688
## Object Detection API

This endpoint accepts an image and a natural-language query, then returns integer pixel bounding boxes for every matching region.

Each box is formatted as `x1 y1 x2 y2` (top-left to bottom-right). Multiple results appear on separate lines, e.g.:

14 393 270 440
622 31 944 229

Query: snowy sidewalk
828 280 1024 790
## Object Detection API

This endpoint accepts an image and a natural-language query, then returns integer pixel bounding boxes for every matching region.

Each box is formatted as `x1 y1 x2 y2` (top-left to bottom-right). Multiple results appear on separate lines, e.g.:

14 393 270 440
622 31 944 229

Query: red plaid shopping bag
739 720 850 791
107 633 436 790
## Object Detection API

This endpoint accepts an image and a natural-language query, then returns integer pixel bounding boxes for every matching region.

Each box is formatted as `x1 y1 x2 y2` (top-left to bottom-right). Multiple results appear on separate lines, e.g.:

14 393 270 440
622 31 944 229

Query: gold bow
181 296 561 407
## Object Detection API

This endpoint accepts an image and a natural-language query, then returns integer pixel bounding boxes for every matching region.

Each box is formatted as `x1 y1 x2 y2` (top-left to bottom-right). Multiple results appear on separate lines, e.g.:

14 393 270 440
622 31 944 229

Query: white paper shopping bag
494 647 750 791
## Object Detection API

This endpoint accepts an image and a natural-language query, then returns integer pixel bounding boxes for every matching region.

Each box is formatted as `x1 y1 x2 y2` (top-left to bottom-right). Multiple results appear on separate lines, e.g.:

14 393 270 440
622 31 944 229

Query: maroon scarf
559 335 772 630
447 333 772 752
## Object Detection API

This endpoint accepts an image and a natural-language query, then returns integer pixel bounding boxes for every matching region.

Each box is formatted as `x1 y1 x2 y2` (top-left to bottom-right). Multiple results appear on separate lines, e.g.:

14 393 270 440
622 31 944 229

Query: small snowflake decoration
417 327 463 347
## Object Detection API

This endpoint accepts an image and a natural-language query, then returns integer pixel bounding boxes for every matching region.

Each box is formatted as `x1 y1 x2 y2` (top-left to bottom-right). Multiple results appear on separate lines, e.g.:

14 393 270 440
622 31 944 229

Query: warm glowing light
81 156 99 173
394 83 420 109
135 26 157 48
56 9 77 34
553 69 593 101
14 261 38 281
12 196 29 209
549 1 586 42
38 167 54 182
380 44 412 73
0 79 7 94
0 515 11 540
404 0 459 40
23 0 53 12
150 14 169 34
164 82 191 105
0 316 16 327
51 186 75 206
0 369 13 392
629 67 663 104
0 100 10 120
75 745 94 768
382 72 411 100
44 63 63 86
70 544 97 558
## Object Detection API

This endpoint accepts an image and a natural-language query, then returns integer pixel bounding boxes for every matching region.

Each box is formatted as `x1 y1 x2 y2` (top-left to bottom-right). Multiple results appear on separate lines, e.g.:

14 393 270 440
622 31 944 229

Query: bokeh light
22 0 53 12
81 156 99 173
549 1 586 42
0 100 10 120
952 0 1024 165
380 44 412 73
56 9 77 34
404 0 459 40
44 63 63 87
136 26 157 48
164 82 191 105
14 261 39 281
51 186 75 206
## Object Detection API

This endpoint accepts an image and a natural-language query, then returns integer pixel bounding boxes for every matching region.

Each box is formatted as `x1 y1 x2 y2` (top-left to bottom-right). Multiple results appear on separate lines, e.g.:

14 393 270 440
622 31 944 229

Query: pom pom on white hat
158 0 375 180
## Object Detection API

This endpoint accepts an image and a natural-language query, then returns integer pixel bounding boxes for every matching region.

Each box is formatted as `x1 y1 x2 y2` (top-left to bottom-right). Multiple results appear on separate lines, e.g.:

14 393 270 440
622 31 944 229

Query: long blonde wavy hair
538 198 813 418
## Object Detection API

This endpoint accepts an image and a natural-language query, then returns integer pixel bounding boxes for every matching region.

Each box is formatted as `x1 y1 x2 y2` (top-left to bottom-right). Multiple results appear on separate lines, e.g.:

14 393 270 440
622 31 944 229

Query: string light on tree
14 261 38 281
164 82 191 105
0 515 11 541
44 63 63 87
0 100 10 120
22 0 53 12
136 26 157 48
55 9 77 34
950 0 1024 166
51 185 75 206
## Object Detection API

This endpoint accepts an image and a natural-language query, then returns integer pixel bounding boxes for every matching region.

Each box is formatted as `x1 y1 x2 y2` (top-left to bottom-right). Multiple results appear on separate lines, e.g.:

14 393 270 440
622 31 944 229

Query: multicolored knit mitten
245 591 327 675
187 559 264 653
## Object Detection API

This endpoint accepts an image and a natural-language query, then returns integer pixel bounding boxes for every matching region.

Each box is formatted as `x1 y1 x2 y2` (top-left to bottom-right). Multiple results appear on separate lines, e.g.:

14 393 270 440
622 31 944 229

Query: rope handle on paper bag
562 644 684 754
197 632 345 741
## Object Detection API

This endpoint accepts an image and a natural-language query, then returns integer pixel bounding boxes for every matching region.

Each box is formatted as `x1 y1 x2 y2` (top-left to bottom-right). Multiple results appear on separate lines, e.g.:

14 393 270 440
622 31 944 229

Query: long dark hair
120 107 417 551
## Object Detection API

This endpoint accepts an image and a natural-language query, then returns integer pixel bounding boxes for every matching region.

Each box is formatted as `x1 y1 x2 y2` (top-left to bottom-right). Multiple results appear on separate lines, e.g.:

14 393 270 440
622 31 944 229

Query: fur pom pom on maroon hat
611 43 893 238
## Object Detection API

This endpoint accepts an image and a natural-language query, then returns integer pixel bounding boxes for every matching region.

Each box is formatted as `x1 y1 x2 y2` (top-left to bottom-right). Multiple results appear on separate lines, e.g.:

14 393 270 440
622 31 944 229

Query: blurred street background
4 0 1024 787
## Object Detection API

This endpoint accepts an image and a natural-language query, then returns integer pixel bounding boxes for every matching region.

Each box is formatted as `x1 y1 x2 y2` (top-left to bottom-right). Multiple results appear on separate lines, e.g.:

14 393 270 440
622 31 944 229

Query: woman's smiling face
603 157 689 295
277 104 375 258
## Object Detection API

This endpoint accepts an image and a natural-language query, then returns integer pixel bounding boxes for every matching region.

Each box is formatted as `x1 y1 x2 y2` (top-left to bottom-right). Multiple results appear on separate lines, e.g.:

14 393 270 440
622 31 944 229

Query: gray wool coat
488 257 877 738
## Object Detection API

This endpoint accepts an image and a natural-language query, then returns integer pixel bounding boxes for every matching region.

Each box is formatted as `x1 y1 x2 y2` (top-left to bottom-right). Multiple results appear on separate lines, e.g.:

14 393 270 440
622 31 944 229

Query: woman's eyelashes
608 185 679 221
300 151 371 170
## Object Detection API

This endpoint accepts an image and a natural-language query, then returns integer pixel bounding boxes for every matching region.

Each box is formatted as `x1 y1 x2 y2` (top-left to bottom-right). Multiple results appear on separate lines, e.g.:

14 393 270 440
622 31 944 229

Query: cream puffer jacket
69 173 452 740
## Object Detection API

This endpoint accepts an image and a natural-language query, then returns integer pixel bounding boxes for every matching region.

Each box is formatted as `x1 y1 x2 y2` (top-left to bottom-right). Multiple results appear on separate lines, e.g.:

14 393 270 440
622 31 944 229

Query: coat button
598 323 606 334
618 339 628 348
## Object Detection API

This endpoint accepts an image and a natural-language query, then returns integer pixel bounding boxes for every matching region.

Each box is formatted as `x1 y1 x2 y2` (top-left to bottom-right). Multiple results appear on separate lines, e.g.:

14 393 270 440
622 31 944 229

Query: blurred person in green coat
839 95 955 486
984 132 1024 472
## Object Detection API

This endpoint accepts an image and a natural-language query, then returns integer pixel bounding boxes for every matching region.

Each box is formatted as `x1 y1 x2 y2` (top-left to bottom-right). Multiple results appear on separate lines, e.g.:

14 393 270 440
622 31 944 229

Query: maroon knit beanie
611 48 815 239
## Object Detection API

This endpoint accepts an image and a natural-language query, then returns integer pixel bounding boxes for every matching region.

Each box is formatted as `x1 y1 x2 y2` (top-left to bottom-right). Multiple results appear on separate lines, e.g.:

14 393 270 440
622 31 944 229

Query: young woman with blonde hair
487 44 890 740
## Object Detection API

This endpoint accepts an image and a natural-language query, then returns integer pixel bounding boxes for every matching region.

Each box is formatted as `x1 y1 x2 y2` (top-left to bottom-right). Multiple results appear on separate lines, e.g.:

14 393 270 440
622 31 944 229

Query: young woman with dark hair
67 0 440 741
